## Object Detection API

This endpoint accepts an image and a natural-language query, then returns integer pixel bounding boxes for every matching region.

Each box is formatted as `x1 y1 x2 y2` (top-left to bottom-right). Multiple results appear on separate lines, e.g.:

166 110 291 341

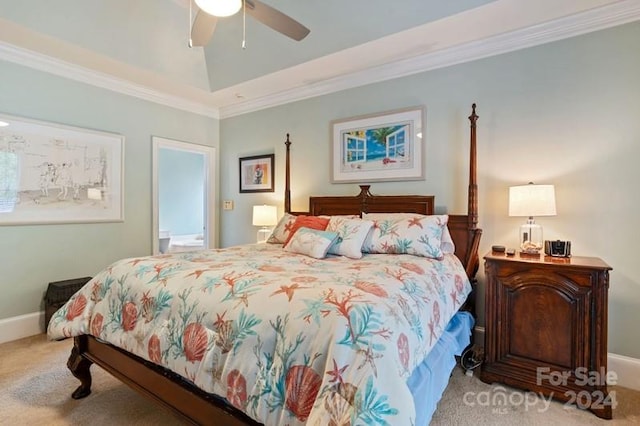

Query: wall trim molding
219 0 640 118
0 312 43 345
608 353 640 391
2 1 639 119
0 42 219 119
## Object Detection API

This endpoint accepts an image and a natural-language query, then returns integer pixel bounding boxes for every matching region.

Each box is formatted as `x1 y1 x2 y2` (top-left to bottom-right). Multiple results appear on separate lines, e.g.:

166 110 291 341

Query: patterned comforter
48 243 471 425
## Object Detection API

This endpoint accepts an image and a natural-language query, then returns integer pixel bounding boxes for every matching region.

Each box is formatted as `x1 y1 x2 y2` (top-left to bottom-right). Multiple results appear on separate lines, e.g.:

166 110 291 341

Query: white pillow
326 217 374 259
267 213 297 244
362 214 449 259
283 227 339 259
362 212 455 254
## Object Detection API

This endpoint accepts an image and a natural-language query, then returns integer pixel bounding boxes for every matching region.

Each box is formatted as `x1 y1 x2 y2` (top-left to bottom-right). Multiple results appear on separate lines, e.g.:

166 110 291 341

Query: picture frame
331 106 425 183
0 113 124 225
239 153 275 193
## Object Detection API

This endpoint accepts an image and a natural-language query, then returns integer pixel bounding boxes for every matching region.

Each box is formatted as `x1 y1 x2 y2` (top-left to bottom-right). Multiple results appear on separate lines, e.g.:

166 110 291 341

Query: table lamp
252 205 277 243
508 183 556 255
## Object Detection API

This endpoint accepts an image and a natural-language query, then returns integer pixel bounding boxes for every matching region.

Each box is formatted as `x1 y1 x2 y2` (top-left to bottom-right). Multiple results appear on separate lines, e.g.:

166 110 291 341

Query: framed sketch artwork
331 106 425 183
239 154 274 193
0 113 124 225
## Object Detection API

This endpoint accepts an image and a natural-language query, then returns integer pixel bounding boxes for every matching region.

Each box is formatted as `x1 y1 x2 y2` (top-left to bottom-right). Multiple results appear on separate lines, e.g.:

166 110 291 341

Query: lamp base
519 250 541 258
256 228 271 244
519 220 543 256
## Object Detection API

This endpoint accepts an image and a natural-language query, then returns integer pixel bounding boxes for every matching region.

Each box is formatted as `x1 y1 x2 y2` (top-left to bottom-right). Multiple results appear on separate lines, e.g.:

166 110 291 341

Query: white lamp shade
509 184 556 217
252 205 277 227
195 0 242 17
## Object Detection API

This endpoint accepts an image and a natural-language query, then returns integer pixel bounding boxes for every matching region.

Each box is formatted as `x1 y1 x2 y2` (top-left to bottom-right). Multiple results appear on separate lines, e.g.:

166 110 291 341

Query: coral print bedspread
48 243 471 425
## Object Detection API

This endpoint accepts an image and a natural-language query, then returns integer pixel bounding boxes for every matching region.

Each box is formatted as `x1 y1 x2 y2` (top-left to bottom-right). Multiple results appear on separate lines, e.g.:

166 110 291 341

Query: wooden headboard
309 186 434 216
282 104 482 285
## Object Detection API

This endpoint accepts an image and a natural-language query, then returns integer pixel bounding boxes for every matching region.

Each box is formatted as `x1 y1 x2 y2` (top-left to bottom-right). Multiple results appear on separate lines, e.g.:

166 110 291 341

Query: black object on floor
44 277 92 328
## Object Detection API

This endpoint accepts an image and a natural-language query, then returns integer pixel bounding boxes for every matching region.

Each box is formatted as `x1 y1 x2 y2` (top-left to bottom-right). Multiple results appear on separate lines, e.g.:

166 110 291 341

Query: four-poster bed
49 104 481 425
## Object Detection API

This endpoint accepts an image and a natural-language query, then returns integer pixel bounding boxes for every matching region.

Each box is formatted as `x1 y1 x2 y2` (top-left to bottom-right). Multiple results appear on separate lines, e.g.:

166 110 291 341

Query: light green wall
219 23 640 358
0 60 218 319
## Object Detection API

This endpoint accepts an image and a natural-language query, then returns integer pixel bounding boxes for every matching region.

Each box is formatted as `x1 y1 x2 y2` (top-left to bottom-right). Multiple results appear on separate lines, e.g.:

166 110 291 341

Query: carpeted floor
1 334 639 425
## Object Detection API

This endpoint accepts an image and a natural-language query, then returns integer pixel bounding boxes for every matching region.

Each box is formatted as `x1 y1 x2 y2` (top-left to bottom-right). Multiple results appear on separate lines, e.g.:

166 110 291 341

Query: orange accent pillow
283 215 330 245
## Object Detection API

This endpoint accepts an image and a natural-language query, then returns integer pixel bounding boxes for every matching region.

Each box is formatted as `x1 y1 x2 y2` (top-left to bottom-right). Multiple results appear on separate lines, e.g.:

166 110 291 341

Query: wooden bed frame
66 104 481 425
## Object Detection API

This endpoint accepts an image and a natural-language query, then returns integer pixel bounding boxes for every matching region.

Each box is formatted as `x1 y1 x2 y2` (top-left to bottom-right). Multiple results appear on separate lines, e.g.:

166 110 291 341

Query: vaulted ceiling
1 0 639 118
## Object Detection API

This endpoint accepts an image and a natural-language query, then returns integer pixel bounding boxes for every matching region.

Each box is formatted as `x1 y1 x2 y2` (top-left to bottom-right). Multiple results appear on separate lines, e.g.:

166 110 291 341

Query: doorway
151 137 216 254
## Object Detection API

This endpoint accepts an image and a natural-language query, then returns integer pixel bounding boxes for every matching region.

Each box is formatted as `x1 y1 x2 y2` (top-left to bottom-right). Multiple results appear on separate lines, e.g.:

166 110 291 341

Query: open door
151 137 215 255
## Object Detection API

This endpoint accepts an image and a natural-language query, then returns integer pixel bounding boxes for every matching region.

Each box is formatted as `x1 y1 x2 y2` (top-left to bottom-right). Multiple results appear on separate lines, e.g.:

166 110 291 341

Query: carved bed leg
67 336 93 399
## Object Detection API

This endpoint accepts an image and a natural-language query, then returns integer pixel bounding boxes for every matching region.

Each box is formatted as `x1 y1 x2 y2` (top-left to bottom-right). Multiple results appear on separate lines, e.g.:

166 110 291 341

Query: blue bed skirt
407 311 474 426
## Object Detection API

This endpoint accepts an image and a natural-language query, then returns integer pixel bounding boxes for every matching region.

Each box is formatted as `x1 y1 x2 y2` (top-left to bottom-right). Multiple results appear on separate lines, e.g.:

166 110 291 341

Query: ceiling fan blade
190 9 218 46
245 0 310 41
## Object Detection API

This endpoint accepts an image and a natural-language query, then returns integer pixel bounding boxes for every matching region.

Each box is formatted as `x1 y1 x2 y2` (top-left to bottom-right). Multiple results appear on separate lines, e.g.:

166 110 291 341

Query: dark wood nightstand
481 251 613 419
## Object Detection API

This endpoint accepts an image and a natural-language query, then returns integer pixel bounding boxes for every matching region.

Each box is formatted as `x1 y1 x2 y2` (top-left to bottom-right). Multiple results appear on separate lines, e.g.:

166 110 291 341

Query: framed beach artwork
0 113 124 225
239 153 275 193
331 106 425 183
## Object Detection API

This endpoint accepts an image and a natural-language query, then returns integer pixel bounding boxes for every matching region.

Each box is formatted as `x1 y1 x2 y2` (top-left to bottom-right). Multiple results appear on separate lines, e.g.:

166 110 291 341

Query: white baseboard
608 353 640 391
0 311 44 344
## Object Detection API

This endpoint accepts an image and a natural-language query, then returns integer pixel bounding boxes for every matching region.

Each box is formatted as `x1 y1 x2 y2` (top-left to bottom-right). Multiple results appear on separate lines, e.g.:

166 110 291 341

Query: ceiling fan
189 0 310 47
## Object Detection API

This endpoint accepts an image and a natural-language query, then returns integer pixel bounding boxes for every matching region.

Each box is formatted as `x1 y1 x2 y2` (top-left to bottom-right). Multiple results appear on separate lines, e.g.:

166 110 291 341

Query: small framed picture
239 154 275 193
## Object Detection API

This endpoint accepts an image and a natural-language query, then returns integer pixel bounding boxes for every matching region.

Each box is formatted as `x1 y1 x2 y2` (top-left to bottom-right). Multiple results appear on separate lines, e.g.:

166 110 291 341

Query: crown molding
219 0 640 118
1 1 638 120
0 41 220 119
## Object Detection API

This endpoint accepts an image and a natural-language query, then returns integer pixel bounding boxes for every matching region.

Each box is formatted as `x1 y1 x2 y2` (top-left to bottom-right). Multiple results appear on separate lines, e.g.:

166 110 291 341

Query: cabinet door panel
507 284 573 366
497 271 592 370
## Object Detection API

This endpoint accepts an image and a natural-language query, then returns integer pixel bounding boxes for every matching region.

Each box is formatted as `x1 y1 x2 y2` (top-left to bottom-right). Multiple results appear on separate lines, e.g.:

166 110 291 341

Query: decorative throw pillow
362 214 449 259
284 227 339 259
267 213 297 244
283 215 330 245
326 217 374 259
362 212 455 254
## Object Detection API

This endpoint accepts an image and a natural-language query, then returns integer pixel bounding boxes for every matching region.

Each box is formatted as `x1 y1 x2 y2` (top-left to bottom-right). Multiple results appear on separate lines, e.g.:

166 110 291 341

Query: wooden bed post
465 104 482 279
468 103 478 230
284 133 292 214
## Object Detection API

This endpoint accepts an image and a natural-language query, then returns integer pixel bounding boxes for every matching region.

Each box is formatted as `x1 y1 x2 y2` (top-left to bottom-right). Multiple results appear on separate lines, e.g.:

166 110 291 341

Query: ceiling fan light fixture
195 0 242 17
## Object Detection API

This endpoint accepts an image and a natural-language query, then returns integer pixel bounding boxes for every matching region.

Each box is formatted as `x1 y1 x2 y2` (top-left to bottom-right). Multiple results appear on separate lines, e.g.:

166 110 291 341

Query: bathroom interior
157 145 207 253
